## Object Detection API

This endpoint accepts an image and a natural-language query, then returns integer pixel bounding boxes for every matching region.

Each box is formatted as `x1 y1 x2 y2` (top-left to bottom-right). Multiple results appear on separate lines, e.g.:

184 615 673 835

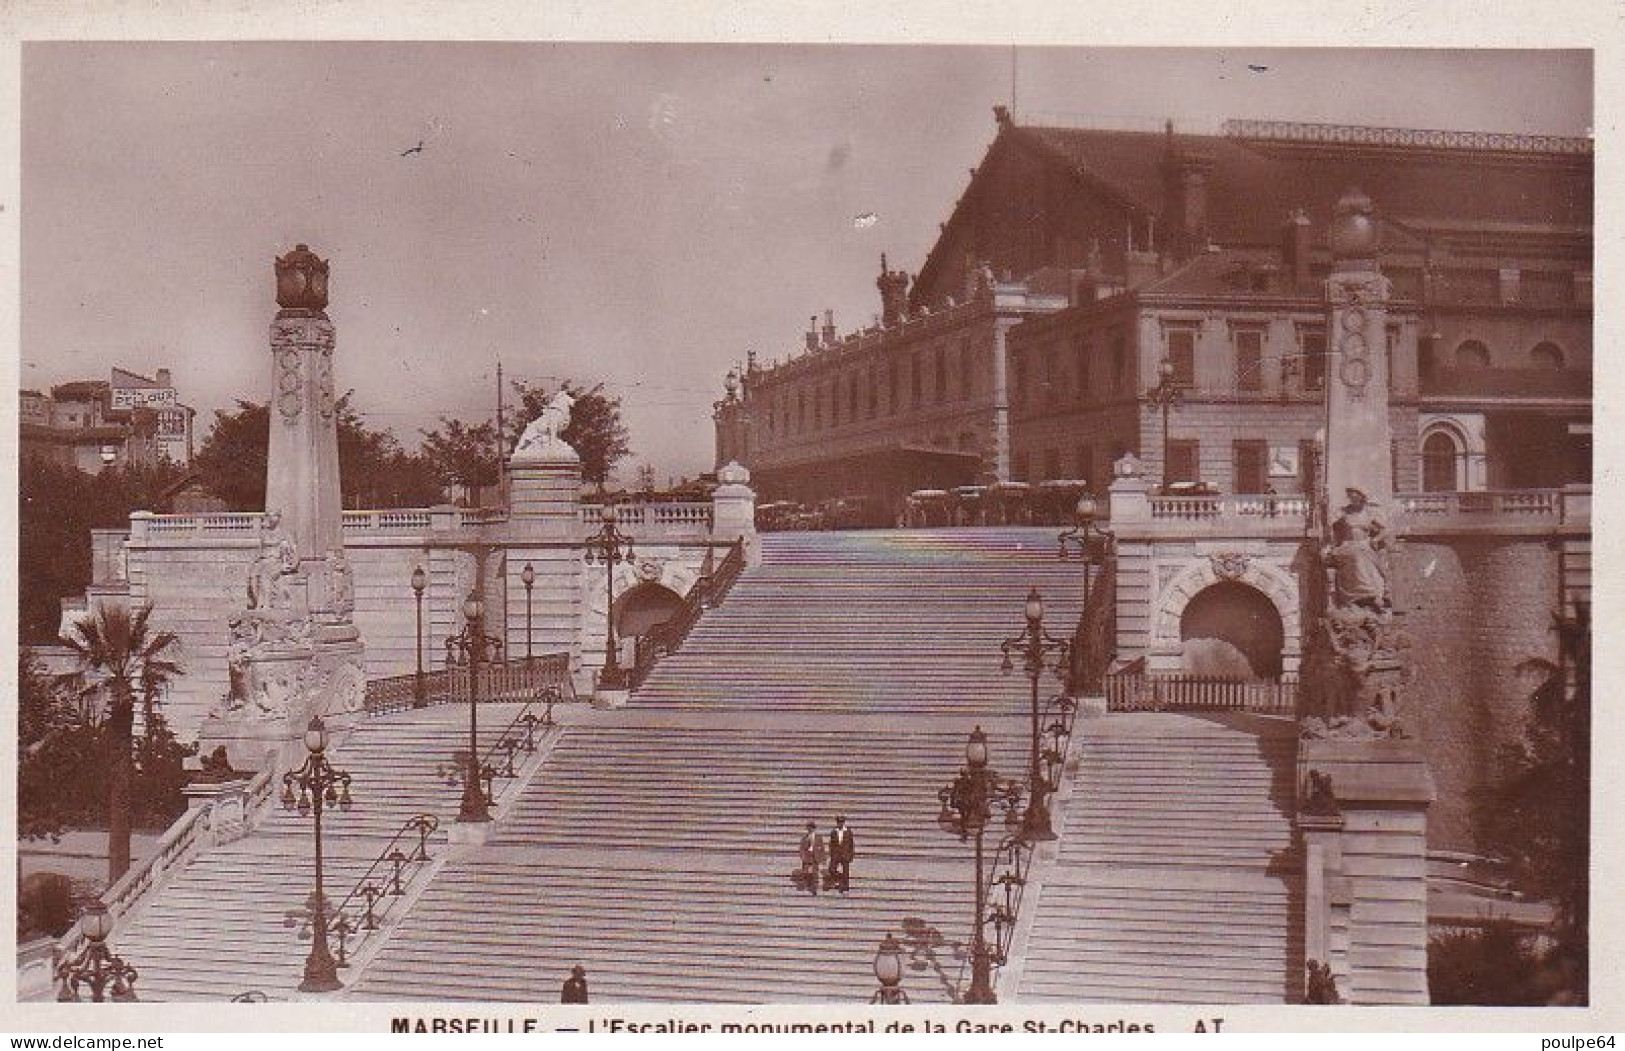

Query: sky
20 45 1592 483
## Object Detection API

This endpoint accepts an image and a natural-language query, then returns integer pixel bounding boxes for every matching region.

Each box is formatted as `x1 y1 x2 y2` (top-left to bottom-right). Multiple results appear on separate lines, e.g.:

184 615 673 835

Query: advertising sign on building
157 409 187 438
111 385 179 410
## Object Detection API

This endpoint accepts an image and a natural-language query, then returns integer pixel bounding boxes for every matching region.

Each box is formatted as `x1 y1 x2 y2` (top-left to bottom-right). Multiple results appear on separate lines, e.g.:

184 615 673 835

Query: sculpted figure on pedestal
1325 488 1389 611
246 510 299 612
514 391 576 456
324 548 355 618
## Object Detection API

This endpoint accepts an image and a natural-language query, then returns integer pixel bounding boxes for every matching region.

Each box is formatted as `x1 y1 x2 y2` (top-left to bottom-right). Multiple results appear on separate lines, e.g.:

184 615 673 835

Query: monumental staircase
89 528 1304 1004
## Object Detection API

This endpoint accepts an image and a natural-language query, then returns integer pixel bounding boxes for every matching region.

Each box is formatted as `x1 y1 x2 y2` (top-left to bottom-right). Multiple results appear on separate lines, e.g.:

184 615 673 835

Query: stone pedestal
591 686 630 710
447 821 493 847
509 441 585 538
506 437 587 691
1107 455 1151 524
181 777 259 846
711 461 760 566
1297 737 1434 1005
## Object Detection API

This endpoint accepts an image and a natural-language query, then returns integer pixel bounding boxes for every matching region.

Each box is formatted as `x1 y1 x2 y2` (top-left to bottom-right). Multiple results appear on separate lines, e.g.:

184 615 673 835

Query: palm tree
59 603 182 884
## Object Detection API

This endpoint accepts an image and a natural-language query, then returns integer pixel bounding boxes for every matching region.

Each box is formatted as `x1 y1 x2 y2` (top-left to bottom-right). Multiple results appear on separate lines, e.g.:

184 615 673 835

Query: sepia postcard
2 0 1621 1037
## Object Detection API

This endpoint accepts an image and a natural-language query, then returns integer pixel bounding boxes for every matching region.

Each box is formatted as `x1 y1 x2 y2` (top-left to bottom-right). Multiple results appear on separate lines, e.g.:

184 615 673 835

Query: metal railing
364 652 573 715
628 540 746 689
949 692 1081 1002
480 690 562 781
1104 672 1299 714
294 815 439 971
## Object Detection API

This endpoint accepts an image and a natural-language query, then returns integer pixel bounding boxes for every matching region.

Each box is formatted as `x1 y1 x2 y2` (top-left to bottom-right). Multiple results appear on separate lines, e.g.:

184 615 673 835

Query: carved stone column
1297 192 1433 1005
198 244 365 770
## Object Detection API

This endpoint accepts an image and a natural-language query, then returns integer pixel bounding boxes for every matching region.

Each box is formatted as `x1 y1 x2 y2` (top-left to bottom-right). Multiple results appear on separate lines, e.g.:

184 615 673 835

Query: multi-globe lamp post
583 503 635 691
445 593 503 823
938 726 1023 1004
1058 494 1115 694
1000 588 1069 842
871 932 909 1004
54 902 138 1002
282 716 353 993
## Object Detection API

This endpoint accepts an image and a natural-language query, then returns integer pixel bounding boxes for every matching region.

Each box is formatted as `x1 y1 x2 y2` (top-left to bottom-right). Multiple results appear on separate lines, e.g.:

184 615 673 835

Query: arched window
1422 430 1461 492
1530 341 1564 370
1455 340 1490 370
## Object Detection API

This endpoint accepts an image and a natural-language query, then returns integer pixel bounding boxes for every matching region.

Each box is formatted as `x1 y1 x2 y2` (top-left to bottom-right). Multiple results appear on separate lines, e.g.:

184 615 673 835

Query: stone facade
84 484 754 747
724 113 1591 514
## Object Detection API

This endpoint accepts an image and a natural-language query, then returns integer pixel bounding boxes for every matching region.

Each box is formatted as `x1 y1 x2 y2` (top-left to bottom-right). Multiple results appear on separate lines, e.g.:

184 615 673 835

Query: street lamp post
938 726 1023 1004
583 503 635 691
444 594 502 823
281 716 353 993
411 564 428 707
1000 588 1069 842
1058 495 1115 694
54 902 138 1002
1147 357 1184 491
871 932 910 1004
521 562 536 663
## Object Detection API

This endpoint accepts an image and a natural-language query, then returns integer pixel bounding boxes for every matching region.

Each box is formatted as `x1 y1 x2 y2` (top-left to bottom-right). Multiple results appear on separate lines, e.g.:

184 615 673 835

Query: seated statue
1325 487 1389 610
513 390 577 455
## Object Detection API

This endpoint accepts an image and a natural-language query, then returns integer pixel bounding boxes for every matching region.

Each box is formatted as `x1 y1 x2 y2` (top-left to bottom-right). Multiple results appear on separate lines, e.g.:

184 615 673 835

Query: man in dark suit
561 965 589 1003
827 815 855 892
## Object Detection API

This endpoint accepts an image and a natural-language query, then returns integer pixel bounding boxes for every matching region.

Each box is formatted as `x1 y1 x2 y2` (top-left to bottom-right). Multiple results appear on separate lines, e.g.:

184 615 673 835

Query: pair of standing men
799 816 855 894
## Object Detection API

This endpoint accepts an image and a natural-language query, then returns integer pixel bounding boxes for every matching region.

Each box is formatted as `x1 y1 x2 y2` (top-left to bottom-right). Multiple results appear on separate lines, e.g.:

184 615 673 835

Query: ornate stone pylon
1303 190 1408 739
1296 191 1433 1007
200 244 365 769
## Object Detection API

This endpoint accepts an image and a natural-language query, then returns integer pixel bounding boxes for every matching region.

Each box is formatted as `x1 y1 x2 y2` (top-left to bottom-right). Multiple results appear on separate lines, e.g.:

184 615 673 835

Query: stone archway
1179 581 1284 679
1151 553 1301 675
614 582 685 640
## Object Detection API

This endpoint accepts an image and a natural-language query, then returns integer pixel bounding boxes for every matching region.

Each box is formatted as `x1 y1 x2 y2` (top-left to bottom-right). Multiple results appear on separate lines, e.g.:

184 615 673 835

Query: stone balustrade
1127 487 1587 532
578 501 715 536
42 767 277 998
1147 493 1312 522
122 500 723 542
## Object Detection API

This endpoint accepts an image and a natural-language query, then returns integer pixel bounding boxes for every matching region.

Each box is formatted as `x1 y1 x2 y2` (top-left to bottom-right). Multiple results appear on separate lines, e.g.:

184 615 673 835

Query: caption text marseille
391 1017 1175 1034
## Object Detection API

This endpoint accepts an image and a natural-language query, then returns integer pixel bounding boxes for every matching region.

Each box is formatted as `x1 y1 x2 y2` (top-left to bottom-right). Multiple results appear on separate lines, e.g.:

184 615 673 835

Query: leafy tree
192 400 271 510
20 646 194 856
505 379 631 491
18 457 184 644
418 417 500 492
1428 923 1547 1005
18 649 86 842
1471 605 1590 1004
194 395 443 510
58 603 183 883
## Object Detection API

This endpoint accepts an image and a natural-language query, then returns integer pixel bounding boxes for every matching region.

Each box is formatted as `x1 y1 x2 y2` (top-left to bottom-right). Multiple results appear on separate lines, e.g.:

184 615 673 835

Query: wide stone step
357 855 972 1003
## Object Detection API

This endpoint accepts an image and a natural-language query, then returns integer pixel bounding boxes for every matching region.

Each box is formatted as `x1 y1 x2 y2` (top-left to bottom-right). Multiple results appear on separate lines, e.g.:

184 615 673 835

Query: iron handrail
950 691 1078 1002
366 652 572 715
478 688 563 779
630 539 745 688
292 814 439 970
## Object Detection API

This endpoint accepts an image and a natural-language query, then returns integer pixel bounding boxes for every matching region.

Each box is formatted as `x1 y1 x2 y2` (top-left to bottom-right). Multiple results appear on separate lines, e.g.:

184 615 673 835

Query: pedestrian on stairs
828 815 855 892
799 820 826 894
561 965 589 1004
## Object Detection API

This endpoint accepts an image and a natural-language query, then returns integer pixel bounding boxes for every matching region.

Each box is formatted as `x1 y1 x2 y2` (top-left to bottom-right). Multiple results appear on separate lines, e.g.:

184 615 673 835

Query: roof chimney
877 254 910 328
822 310 837 347
156 368 172 388
805 315 820 353
1283 208 1313 289
1160 122 1214 259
